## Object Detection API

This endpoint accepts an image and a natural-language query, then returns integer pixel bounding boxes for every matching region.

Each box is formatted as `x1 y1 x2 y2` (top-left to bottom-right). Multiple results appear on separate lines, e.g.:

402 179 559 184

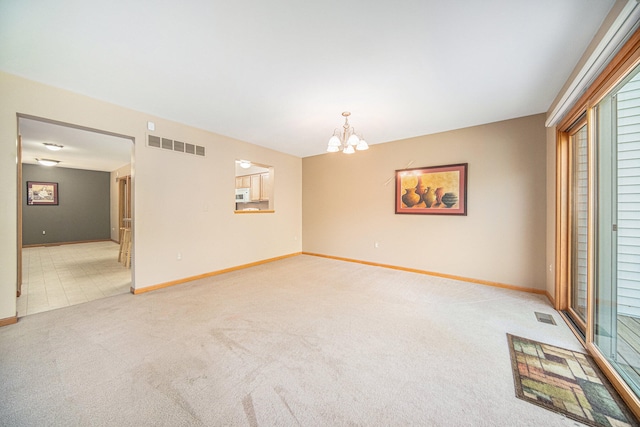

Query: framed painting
395 163 467 215
27 181 59 205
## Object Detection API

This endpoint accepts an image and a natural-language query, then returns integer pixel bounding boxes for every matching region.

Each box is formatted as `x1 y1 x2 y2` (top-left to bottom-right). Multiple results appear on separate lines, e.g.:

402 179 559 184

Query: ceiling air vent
147 134 206 158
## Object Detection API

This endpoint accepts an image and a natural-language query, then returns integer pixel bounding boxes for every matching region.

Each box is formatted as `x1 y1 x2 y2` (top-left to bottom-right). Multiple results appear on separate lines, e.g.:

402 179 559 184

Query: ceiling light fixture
36 158 60 167
43 143 64 151
238 160 252 169
327 112 369 154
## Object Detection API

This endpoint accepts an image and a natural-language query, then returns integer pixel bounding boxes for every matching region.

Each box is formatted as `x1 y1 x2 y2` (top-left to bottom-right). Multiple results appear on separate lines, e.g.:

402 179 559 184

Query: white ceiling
1 0 617 158
20 118 132 172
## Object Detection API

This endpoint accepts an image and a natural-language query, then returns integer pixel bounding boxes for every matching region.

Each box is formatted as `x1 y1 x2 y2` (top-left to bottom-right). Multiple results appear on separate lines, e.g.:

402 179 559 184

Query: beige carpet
0 255 585 426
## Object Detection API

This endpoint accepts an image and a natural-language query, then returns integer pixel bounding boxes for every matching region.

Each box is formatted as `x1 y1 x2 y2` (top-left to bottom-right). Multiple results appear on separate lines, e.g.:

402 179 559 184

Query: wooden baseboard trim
23 239 112 248
0 315 18 327
545 290 555 306
132 252 302 295
302 252 547 295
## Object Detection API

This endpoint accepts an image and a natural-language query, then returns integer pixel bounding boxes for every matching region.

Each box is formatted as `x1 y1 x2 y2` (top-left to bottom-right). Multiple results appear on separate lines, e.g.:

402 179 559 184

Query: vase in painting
434 187 445 207
415 176 427 197
402 188 421 207
422 187 435 207
442 192 458 208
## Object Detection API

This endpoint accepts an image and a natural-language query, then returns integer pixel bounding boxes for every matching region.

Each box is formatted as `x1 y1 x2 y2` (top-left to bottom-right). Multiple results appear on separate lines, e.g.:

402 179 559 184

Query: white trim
546 0 640 127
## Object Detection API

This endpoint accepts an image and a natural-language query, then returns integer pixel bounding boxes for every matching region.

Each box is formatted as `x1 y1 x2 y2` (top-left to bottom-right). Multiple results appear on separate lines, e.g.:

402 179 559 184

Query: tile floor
17 241 132 317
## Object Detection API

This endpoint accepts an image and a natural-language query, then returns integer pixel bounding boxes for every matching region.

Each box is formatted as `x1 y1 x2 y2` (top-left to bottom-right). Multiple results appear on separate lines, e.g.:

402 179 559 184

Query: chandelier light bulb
343 145 355 154
328 135 341 147
356 139 369 151
347 134 359 146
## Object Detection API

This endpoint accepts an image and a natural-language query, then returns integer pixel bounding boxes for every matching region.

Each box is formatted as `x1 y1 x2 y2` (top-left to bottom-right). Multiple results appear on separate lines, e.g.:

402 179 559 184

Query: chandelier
326 112 369 154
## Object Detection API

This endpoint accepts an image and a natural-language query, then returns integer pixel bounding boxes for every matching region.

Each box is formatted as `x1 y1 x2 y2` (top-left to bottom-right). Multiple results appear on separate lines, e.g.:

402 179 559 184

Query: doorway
17 115 134 316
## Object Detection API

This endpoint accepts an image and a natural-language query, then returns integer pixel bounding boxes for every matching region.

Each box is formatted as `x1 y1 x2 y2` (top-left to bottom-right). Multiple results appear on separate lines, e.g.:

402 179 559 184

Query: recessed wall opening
234 160 274 213
17 115 134 317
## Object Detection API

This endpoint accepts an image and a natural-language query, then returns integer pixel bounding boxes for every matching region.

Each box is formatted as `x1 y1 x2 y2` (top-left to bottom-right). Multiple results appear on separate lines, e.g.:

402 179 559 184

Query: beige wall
302 114 547 290
0 72 302 321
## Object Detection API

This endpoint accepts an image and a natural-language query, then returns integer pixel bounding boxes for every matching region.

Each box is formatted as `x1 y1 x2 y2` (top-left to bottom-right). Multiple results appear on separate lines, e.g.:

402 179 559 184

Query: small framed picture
27 181 59 205
395 163 467 215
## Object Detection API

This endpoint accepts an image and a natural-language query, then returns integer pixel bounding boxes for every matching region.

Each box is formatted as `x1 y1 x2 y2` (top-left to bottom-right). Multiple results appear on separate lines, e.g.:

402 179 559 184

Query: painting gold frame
395 163 467 215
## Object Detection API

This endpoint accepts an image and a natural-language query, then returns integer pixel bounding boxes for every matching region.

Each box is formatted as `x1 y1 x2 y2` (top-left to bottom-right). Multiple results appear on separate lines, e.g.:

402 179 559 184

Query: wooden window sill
234 210 275 214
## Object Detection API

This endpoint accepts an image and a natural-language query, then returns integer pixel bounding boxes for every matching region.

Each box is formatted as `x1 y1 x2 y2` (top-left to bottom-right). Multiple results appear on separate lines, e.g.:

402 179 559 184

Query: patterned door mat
507 334 639 427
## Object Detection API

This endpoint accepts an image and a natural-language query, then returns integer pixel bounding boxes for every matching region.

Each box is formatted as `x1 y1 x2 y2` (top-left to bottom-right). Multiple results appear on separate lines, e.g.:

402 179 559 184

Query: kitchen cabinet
235 175 250 189
250 174 261 201
260 173 270 201
236 172 270 201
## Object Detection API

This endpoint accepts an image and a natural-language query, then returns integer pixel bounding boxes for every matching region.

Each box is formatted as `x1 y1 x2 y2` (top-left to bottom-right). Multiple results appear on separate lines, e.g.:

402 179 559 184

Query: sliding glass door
594 64 640 396
569 122 589 335
557 29 640 417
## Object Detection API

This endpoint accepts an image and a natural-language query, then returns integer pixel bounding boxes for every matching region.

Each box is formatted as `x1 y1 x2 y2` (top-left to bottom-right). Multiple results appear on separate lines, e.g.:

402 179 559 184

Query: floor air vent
535 312 556 325
147 134 205 157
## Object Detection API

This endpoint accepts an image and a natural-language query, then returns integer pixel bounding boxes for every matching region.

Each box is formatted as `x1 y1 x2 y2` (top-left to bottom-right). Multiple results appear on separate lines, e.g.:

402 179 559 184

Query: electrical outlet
549 264 552 272
42 230 46 235
374 241 379 248
177 252 182 260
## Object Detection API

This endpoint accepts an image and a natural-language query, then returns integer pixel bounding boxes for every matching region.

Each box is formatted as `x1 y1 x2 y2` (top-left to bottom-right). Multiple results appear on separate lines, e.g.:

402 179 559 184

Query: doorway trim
16 113 136 313
17 133 22 298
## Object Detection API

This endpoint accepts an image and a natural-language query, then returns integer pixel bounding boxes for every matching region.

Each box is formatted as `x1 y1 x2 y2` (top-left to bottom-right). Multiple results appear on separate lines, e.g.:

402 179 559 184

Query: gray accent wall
22 164 110 245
